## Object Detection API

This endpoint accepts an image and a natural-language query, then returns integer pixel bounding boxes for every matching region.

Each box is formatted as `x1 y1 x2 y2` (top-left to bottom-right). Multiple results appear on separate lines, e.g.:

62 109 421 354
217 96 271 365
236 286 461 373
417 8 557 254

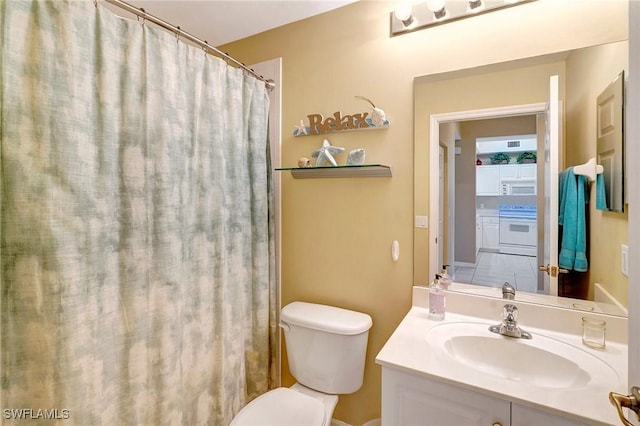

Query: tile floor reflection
452 252 539 294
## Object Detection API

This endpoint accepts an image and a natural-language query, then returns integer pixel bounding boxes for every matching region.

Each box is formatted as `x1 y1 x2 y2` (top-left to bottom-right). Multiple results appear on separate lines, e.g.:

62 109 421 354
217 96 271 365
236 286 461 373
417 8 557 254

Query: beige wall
222 1 627 424
565 41 629 304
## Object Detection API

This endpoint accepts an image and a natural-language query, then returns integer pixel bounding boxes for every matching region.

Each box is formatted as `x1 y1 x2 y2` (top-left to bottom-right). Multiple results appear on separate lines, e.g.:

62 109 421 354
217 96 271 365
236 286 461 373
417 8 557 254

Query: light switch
621 244 629 277
415 216 428 228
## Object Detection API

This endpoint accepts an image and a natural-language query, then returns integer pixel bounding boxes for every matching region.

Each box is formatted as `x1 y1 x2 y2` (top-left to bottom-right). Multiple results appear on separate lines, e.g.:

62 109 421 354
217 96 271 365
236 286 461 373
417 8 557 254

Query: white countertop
376 295 628 425
476 208 499 217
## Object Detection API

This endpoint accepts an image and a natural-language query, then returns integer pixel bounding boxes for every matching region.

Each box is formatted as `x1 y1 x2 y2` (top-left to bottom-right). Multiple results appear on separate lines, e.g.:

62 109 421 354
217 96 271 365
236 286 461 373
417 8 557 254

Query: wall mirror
414 39 629 318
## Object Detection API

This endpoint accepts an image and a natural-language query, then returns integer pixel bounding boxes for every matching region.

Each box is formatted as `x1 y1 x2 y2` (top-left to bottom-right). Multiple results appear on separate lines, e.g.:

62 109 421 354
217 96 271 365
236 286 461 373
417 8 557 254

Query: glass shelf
275 164 392 179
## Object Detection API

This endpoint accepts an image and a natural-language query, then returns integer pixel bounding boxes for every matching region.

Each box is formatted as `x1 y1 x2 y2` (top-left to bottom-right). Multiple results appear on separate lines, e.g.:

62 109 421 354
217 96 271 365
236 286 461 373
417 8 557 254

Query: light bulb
426 0 446 13
394 4 413 22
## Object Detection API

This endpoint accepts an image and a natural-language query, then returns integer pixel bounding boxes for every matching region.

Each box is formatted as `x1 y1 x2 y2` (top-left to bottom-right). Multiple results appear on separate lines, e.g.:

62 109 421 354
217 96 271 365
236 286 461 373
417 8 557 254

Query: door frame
428 103 547 285
438 145 445 271
626 0 639 409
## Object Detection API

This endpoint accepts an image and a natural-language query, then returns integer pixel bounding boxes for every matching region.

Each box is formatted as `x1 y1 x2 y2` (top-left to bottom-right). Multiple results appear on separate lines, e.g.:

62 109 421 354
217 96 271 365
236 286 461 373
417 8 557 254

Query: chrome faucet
489 304 532 339
501 281 516 300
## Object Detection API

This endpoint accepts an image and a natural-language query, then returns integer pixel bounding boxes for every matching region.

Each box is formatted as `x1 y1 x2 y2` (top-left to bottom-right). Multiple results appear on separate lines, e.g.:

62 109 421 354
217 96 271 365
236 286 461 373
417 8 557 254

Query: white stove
498 205 537 256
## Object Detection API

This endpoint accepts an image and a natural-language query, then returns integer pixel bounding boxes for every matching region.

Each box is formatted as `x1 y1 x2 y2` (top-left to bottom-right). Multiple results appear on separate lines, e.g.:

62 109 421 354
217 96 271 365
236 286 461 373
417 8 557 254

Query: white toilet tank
280 302 373 395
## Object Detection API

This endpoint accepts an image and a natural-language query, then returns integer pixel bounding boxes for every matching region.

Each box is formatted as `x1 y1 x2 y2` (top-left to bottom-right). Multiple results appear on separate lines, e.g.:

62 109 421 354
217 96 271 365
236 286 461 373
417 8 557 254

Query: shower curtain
0 1 275 425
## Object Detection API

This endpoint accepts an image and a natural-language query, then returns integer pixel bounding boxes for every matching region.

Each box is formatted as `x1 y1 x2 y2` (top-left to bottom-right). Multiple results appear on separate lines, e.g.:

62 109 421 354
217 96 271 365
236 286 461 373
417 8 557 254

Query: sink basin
426 322 620 389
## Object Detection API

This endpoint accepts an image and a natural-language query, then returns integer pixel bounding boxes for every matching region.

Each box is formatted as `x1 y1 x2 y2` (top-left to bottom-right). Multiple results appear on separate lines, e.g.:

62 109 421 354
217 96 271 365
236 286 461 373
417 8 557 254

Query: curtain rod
102 0 275 91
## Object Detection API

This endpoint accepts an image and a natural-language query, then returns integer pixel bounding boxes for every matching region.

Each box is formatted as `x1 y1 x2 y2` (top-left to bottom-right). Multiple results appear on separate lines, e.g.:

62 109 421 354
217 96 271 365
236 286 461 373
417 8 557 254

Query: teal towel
559 167 588 271
596 173 608 211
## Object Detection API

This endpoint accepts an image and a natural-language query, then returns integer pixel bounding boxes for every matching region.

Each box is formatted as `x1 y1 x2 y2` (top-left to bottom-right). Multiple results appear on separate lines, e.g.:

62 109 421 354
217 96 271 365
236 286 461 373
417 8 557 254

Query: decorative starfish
311 139 345 167
294 120 308 136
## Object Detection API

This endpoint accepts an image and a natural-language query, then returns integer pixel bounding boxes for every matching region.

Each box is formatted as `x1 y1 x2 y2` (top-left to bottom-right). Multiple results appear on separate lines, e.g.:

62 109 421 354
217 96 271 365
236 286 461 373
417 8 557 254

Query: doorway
428 102 552 294
452 116 540 293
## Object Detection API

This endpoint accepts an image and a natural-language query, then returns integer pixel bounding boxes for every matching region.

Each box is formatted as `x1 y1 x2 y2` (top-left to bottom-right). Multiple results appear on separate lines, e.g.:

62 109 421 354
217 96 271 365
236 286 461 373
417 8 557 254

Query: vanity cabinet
512 404 588 426
382 368 509 425
476 165 501 195
382 367 588 426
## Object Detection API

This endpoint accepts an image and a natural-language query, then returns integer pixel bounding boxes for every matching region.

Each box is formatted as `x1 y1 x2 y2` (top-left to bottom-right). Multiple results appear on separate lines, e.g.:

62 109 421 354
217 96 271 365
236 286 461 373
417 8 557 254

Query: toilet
231 301 373 426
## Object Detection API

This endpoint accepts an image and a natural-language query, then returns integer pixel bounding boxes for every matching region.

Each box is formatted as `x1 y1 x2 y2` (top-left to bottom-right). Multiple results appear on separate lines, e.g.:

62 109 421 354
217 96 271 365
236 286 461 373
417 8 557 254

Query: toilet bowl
231 302 372 426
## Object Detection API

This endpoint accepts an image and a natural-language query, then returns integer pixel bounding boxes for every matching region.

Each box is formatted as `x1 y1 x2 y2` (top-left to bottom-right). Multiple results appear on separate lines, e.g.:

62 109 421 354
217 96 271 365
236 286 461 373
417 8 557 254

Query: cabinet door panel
518 164 537 179
476 166 501 195
482 221 500 250
499 164 518 180
382 368 510 426
476 216 482 257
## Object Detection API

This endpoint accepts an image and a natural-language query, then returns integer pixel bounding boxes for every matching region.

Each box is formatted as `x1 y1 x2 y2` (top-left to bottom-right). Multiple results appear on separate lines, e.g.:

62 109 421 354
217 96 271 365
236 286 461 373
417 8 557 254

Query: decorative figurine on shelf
476 158 482 165
295 120 308 136
347 149 366 165
298 157 312 168
355 96 387 127
311 139 345 167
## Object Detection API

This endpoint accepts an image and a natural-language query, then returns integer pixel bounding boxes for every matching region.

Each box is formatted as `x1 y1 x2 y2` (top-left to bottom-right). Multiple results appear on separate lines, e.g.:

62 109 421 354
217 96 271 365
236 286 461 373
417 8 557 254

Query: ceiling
113 0 358 47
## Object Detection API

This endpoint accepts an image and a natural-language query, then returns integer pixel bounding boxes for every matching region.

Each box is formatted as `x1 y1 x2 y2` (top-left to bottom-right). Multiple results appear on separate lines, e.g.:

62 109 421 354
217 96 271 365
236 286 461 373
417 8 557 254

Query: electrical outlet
621 244 629 277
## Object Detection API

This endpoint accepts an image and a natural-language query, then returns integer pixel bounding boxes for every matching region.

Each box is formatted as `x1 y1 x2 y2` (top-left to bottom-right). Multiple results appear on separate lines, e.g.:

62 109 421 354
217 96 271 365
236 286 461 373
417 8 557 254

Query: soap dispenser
439 265 451 290
429 274 446 321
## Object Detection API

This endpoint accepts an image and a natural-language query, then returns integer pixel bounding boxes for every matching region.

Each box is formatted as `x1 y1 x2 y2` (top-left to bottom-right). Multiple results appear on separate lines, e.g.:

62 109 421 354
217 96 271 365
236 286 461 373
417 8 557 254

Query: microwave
501 180 536 196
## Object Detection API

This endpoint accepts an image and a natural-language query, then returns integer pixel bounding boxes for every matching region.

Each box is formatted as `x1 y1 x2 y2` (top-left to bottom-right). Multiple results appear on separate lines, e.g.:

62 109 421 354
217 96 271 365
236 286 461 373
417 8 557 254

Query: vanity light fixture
390 0 536 37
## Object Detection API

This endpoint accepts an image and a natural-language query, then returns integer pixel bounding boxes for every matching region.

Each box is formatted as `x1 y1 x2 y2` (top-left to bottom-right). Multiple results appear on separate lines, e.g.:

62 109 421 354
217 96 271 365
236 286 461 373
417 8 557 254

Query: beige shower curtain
0 1 276 424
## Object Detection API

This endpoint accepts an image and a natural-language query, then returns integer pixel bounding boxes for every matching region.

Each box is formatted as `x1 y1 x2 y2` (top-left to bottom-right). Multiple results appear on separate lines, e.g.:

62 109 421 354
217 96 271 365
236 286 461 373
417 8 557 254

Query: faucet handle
502 282 516 300
489 303 533 340
503 304 518 322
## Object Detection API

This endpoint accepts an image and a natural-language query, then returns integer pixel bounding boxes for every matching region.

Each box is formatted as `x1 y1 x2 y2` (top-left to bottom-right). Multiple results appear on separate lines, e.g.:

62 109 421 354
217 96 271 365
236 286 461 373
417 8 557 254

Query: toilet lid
231 387 326 426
